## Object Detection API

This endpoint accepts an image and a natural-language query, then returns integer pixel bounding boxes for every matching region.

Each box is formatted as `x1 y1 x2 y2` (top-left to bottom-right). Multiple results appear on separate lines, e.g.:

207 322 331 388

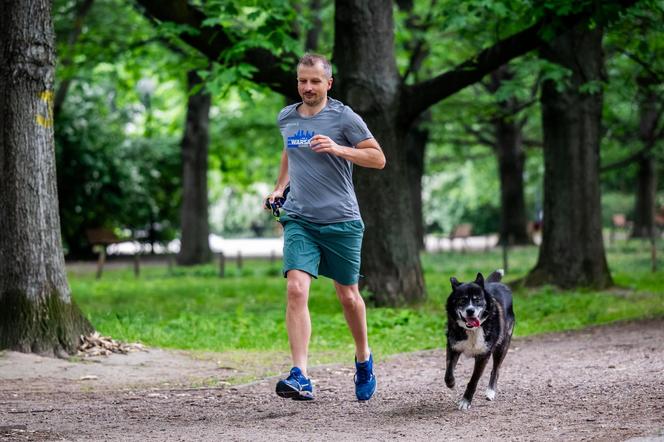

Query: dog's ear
450 277 461 290
474 272 484 289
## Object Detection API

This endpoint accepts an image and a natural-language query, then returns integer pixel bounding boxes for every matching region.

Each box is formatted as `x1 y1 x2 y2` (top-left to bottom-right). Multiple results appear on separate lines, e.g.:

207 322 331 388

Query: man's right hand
264 189 285 210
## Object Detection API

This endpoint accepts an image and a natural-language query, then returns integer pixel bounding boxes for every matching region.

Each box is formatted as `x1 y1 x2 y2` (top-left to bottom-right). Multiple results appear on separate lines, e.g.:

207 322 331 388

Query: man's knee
336 286 363 309
287 273 310 305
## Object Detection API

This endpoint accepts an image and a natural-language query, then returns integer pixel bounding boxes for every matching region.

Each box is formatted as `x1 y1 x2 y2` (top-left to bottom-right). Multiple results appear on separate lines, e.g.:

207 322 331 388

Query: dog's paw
458 398 471 411
444 377 455 389
485 388 495 401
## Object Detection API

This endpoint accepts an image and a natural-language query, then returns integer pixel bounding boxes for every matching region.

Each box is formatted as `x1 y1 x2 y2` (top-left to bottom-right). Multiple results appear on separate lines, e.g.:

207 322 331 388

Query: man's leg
335 281 376 400
334 282 370 362
287 269 313 375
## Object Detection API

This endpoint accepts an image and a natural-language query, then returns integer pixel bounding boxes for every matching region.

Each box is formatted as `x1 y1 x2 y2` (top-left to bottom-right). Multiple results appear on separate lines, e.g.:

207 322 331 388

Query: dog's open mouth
465 318 481 328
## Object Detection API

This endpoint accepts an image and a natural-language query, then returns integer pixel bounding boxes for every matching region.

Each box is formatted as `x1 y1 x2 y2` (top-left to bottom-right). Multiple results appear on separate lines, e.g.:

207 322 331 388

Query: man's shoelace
355 365 372 383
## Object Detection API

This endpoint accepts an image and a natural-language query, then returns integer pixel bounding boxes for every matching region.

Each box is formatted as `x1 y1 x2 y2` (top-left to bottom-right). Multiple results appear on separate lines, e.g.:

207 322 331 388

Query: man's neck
298 96 328 117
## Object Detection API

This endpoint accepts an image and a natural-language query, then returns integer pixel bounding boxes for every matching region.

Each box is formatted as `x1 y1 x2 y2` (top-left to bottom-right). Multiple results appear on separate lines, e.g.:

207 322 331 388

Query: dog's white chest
453 328 488 356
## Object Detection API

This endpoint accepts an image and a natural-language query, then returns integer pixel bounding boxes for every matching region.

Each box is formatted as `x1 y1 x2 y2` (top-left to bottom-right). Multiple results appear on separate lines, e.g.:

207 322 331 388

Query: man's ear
327 77 333 90
474 272 484 289
450 277 461 290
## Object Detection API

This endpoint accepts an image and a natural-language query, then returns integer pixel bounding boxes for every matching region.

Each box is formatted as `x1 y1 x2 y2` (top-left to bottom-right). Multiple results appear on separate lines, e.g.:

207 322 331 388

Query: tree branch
616 47 664 83
400 1 637 125
523 138 543 148
462 123 495 147
401 20 546 124
600 144 654 172
400 0 438 84
134 0 298 100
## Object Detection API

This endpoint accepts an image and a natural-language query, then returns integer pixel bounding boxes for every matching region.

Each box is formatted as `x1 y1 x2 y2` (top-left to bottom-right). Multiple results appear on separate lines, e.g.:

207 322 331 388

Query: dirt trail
1 320 663 441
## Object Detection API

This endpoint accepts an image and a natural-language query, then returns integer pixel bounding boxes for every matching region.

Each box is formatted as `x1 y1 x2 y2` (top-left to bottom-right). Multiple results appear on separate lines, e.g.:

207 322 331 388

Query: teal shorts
280 213 364 286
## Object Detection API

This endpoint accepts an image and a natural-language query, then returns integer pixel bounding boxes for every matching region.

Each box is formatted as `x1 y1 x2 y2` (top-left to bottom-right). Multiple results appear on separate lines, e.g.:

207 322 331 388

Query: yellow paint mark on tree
36 91 54 128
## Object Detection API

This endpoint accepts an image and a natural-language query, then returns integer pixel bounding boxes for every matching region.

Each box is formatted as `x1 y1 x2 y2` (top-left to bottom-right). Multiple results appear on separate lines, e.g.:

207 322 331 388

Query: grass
70 239 664 367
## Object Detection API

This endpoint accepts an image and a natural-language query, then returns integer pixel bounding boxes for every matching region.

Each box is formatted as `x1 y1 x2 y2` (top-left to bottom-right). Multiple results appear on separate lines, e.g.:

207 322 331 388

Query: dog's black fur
444 270 515 410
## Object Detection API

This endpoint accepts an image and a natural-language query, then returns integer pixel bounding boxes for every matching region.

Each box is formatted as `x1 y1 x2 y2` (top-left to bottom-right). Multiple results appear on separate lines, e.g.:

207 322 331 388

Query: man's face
297 62 332 107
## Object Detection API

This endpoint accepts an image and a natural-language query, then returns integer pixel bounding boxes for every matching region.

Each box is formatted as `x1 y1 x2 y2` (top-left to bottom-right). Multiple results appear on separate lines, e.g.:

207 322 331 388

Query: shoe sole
276 381 314 401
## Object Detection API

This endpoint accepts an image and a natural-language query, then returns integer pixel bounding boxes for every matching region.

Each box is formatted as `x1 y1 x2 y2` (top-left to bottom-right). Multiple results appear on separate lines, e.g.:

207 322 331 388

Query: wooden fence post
651 230 658 273
219 252 225 278
96 246 106 280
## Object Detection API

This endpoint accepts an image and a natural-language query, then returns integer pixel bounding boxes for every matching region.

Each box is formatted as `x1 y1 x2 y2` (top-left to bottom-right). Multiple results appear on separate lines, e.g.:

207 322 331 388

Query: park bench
85 228 121 279
450 223 473 252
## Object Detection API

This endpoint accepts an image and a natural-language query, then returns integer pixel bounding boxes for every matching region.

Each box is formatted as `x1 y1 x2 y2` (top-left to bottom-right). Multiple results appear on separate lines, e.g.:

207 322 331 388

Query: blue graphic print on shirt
287 130 315 148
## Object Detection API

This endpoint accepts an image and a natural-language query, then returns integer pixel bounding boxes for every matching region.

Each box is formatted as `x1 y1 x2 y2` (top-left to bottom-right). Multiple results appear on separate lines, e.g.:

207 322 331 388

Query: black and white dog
444 270 515 410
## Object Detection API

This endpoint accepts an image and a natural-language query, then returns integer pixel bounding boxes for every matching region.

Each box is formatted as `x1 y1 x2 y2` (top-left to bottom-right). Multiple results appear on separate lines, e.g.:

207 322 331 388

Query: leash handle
264 185 290 220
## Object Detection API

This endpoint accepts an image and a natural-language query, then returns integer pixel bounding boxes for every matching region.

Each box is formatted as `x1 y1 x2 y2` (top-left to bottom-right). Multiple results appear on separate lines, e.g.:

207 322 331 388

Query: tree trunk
525 22 612 288
631 77 659 239
495 117 530 245
0 0 93 356
488 67 531 246
632 154 657 238
405 116 429 251
177 70 212 265
334 0 425 305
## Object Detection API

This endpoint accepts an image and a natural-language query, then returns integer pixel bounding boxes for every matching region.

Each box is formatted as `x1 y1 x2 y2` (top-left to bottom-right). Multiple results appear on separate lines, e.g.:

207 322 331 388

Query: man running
266 53 386 401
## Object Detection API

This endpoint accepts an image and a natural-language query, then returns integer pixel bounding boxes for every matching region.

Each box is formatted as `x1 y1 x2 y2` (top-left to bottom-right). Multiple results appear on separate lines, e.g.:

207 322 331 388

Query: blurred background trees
50 0 662 287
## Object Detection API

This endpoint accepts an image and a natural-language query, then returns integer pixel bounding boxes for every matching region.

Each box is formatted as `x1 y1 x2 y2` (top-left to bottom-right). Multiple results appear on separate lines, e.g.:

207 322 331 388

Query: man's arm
309 135 386 169
267 149 290 204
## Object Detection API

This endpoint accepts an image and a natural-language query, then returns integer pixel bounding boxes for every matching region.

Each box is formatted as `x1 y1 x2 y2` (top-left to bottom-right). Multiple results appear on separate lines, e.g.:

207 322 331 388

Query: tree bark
525 22 613 289
631 77 659 239
0 0 93 356
334 0 425 305
490 67 531 246
177 70 212 265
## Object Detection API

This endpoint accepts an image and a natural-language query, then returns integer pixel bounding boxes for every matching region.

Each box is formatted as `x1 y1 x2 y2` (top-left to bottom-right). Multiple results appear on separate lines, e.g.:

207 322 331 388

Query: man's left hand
310 135 342 155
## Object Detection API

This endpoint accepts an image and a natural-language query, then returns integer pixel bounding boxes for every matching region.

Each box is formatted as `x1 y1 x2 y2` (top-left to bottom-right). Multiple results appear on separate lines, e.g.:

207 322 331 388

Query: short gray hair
297 53 332 78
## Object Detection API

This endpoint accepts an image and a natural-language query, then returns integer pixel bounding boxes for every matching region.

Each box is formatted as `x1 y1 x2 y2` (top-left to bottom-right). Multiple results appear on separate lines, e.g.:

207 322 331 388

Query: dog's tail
486 269 504 283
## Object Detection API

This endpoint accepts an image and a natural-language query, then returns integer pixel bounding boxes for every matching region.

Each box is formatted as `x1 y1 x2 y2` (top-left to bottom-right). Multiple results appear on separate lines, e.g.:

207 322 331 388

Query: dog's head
447 273 491 330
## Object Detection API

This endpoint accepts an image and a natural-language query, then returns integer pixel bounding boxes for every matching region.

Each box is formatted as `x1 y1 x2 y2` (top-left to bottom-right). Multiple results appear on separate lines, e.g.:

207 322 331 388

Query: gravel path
1 319 663 441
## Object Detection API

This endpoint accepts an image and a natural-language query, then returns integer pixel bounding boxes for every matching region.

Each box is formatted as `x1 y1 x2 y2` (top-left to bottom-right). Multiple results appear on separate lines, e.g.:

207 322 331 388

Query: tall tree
177 70 212 265
1 0 93 356
487 65 533 245
632 74 661 238
525 20 612 288
601 5 663 239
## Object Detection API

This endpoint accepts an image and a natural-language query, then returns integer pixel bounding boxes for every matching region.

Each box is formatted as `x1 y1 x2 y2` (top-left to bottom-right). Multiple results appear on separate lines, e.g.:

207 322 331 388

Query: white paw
458 398 471 411
485 388 495 401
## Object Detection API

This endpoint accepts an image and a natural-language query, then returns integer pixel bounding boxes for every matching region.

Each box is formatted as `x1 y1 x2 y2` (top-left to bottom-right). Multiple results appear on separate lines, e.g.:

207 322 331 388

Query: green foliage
601 3 664 193
194 0 300 94
70 245 663 361
52 0 663 244
53 0 195 255
55 81 182 255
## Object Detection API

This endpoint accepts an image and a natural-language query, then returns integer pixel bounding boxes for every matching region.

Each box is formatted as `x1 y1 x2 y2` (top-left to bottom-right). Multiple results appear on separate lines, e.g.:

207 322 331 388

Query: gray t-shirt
278 97 373 223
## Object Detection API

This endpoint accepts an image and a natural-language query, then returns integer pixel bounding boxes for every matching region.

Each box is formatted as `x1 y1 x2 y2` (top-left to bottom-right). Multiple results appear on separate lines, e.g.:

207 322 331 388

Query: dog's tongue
467 318 480 328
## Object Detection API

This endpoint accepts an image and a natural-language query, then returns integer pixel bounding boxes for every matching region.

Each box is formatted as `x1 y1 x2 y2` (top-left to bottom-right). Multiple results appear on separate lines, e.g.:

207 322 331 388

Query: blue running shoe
276 367 314 400
354 353 376 401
